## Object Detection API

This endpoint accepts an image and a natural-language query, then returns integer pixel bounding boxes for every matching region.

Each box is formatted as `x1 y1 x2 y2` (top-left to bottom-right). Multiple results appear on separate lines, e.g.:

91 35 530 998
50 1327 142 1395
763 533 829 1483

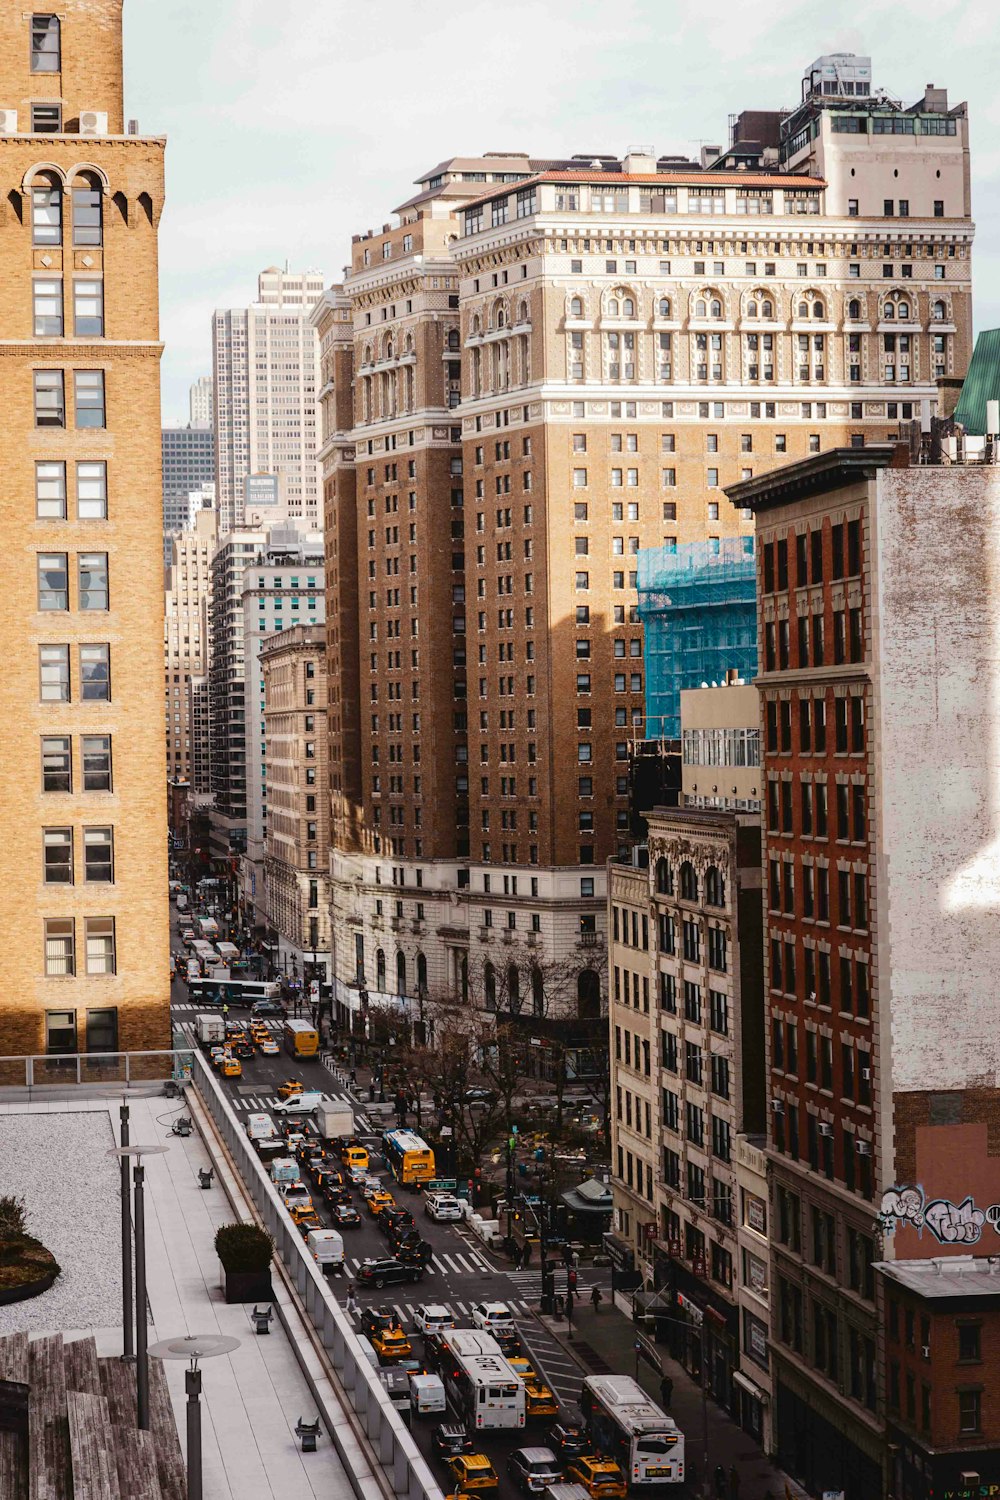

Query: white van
246 1113 282 1158
409 1372 446 1416
199 916 219 939
216 941 239 964
306 1228 345 1275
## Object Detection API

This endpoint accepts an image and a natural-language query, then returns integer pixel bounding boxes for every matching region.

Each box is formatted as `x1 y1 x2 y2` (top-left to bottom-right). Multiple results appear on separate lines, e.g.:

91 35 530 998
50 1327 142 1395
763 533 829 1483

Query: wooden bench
67 1390 122 1500
0 1331 30 1500
147 1359 186 1500
28 1333 69 1500
64 1338 102 1399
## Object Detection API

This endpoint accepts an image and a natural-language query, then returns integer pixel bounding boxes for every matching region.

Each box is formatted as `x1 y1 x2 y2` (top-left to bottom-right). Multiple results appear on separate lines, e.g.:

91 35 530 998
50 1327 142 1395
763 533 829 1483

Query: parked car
507 1449 563 1494
432 1423 474 1462
464 1087 497 1106
356 1258 424 1289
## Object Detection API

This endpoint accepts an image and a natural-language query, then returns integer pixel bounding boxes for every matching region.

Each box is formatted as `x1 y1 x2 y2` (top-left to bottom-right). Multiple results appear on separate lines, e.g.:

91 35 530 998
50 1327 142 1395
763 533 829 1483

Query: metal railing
190 1049 442 1500
0 1048 193 1091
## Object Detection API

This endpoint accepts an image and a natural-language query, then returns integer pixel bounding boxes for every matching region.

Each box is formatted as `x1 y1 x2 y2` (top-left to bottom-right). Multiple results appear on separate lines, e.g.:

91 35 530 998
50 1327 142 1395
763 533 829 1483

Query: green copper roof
953 328 1000 436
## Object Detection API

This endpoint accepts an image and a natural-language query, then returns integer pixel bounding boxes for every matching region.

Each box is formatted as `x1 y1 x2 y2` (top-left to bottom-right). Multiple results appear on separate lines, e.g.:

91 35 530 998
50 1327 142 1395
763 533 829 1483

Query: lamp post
118 1101 134 1361
108 1143 169 1429
149 1334 240 1500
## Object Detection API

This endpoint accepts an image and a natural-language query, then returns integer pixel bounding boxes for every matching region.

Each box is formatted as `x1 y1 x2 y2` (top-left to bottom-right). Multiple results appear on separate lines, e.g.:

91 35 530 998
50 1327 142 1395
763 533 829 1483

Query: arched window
447 328 460 350
798 300 808 318
532 967 544 1017
496 304 507 329
761 299 773 318
655 857 673 895
897 301 910 320
883 303 895 320
70 173 102 246
659 297 671 318
396 950 406 995
812 300 824 319
484 961 496 1011
577 969 601 1020
622 297 635 318
608 297 619 317
569 297 583 318
933 299 946 321
695 298 707 318
848 298 861 321
517 300 528 324
705 865 726 907
471 314 482 336
112 189 128 224
507 964 520 1012
376 949 386 989
710 298 723 319
745 300 758 319
680 861 699 902
417 952 427 992
137 190 153 226
385 336 394 360
31 169 62 247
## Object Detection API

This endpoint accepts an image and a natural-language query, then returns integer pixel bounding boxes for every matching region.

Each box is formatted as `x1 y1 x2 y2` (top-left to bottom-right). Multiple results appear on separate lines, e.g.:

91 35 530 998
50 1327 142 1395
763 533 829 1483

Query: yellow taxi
507 1356 537 1382
288 1199 317 1225
221 1055 242 1079
565 1457 627 1500
341 1143 369 1173
277 1078 304 1099
445 1455 499 1494
250 1025 270 1047
523 1377 558 1419
367 1190 395 1218
371 1326 412 1362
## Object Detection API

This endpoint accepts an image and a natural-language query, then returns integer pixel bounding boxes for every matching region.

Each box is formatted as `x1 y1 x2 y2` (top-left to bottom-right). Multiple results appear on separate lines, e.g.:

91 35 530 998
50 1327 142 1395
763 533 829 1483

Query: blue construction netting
636 538 758 738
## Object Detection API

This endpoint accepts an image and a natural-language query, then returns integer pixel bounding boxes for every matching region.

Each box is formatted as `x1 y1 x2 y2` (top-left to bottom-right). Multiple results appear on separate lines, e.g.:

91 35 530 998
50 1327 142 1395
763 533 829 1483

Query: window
86 1006 118 1051
35 460 66 519
38 552 68 610
39 644 69 701
958 1390 981 1434
958 1324 981 1363
73 279 104 337
32 104 61 133
31 14 61 71
80 644 110 701
34 370 65 427
78 553 108 610
77 462 107 519
42 735 71 792
32 182 62 245
34 277 63 336
85 918 115 976
82 735 112 790
43 827 72 883
83 826 113 883
44 920 74 977
72 180 103 246
74 371 106 428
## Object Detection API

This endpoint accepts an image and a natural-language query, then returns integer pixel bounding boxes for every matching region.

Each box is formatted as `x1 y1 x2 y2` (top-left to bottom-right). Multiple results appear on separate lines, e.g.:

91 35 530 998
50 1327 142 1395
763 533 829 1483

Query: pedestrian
571 1248 580 1270
350 1068 358 1088
523 1241 532 1267
591 1285 602 1312
513 1243 523 1271
660 1375 673 1408
714 1465 727 1500
369 1083 376 1103
728 1465 740 1500
563 1245 573 1269
345 1283 358 1315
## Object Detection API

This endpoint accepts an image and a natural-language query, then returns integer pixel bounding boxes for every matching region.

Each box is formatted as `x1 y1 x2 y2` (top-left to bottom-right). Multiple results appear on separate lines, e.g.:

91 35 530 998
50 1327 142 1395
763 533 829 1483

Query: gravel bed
0 1111 122 1333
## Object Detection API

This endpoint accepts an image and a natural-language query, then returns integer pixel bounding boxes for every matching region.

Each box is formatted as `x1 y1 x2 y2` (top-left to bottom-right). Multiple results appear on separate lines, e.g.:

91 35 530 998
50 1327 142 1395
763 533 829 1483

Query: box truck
195 1014 226 1048
317 1101 355 1140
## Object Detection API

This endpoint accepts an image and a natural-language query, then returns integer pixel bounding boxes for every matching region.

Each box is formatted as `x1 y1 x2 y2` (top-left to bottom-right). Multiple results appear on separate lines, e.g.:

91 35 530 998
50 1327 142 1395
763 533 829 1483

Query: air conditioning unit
921 1345 931 1358
818 1122 834 1138
79 110 108 137
770 1098 785 1114
961 1475 981 1489
861 1067 872 1081
856 1140 872 1156
0 109 17 134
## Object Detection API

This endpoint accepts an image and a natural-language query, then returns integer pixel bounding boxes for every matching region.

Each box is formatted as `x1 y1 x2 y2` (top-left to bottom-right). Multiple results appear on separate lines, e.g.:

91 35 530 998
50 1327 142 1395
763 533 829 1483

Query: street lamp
108 1143 170 1429
149 1334 240 1500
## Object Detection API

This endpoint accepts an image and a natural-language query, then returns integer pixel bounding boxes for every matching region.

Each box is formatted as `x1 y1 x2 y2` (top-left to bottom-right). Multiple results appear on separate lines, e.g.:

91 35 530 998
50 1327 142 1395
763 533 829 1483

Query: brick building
164 505 215 786
0 1 170 1056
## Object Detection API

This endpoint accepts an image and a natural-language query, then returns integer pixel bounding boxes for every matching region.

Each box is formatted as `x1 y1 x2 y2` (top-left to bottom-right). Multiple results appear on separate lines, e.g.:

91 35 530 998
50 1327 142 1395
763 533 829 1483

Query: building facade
208 528 265 860
261 624 331 980
324 59 973 1028
0 0 169 1056
212 266 324 533
164 506 216 784
161 422 214 562
188 373 213 429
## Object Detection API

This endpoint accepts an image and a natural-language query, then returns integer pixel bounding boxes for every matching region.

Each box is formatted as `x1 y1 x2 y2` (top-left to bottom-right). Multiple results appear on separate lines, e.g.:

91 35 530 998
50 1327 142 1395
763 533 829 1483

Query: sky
123 0 1000 423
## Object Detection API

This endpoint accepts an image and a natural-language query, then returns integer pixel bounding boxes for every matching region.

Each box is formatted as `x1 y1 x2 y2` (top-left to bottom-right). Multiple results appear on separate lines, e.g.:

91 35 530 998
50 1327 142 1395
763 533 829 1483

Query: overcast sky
125 0 1000 423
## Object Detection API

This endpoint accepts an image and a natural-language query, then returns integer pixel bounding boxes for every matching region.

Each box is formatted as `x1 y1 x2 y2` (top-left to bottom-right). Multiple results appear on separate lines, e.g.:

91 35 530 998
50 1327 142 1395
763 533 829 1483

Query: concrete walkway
540 1297 803 1500
0 1093 354 1500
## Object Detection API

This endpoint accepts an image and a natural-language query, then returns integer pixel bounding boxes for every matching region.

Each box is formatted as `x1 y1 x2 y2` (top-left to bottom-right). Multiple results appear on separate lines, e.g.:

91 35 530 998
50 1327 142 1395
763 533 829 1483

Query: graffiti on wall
877 1184 1000 1245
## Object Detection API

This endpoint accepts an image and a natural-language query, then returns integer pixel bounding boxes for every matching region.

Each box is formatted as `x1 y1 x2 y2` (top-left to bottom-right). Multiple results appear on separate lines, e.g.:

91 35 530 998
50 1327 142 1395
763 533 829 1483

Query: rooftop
953 328 1000 436
876 1256 1000 1301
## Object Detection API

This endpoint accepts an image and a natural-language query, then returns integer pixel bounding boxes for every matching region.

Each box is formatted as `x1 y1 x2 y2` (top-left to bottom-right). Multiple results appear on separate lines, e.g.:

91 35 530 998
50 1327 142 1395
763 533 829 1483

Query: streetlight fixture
108 1143 169 1429
149 1334 240 1500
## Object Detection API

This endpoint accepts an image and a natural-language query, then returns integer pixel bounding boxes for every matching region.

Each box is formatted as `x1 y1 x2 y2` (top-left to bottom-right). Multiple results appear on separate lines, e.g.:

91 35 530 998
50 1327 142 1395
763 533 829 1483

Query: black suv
356 1258 424 1289
382 1209 416 1239
432 1424 474 1462
360 1306 395 1338
397 1238 434 1267
250 999 287 1019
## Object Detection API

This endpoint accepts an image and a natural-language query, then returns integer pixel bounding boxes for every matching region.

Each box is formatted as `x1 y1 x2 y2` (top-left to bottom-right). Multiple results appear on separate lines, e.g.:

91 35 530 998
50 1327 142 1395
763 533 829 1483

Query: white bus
443 1330 525 1432
580 1376 684 1488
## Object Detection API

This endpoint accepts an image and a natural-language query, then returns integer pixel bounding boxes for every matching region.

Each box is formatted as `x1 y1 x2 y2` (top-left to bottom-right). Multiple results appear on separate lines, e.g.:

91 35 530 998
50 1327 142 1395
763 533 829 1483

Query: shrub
214 1223 273 1273
0 1196 28 1241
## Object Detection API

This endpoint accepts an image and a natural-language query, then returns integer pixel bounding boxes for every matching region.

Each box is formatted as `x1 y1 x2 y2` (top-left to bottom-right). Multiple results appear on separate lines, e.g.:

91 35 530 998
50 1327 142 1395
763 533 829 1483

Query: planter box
0 1268 59 1305
222 1267 273 1304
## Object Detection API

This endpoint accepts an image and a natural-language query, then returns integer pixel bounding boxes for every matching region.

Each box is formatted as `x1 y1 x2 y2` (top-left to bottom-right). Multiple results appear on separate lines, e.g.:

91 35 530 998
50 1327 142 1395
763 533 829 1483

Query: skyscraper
0 1 169 1056
212 267 324 534
189 373 213 429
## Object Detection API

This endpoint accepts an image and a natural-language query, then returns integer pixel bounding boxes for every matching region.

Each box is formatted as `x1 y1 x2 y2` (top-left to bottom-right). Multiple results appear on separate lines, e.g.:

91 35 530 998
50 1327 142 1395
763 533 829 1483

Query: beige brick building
164 505 216 785
0 1 170 1058
261 624 330 979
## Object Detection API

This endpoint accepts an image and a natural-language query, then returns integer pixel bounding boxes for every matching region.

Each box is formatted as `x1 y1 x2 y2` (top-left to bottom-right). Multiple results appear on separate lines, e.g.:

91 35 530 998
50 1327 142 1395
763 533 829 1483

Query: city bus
187 978 282 1008
283 1018 320 1059
381 1128 436 1185
581 1376 684 1488
443 1331 525 1432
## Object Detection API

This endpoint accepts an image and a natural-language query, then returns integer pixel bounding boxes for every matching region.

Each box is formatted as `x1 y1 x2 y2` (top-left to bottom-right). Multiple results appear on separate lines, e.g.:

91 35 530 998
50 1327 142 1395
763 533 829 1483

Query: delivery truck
305 1228 345 1276
195 1014 226 1048
316 1101 355 1140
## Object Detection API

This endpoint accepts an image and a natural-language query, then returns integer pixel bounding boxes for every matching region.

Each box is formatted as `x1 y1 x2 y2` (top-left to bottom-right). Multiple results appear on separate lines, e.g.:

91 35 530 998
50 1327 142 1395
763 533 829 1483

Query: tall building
326 58 973 1026
261 624 331 980
189 373 213 429
212 267 324 534
208 528 265 860
240 527 325 930
0 1 169 1056
161 425 214 562
164 507 216 784
729 446 1000 1496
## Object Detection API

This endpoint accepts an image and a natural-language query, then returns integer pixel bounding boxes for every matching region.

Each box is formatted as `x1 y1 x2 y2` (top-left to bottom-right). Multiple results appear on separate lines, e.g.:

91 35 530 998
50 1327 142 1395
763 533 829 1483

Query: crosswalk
335 1249 494 1279
343 1296 535 1322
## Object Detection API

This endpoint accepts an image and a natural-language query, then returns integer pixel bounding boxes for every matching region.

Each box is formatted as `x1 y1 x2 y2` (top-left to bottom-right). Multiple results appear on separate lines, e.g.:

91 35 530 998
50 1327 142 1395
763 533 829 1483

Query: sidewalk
540 1297 801 1500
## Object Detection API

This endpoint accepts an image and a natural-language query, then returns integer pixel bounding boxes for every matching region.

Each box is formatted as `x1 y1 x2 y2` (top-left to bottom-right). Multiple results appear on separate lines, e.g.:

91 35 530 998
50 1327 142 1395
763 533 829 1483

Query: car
296 1213 325 1237
250 999 287 1019
331 1203 362 1228
431 1424 474 1462
382 1208 415 1238
522 1378 558 1420
545 1423 589 1463
371 1326 413 1362
208 1045 226 1067
564 1457 627 1500
413 1303 455 1336
321 1182 353 1208
221 1056 242 1078
472 1301 516 1335
233 1041 254 1061
397 1239 434 1267
271 1091 323 1117
356 1258 424 1289
359 1306 395 1338
360 1177 386 1200
424 1193 463 1223
367 1190 395 1218
506 1448 563 1494
445 1454 499 1494
288 1201 319 1226
258 1038 280 1056
422 1329 454 1375
463 1087 497 1106
277 1078 304 1099
280 1181 313 1210
508 1357 538 1383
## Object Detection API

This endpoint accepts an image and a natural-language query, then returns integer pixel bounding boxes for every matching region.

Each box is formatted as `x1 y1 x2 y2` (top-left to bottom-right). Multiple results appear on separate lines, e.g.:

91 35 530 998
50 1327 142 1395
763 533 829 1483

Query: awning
732 1370 769 1403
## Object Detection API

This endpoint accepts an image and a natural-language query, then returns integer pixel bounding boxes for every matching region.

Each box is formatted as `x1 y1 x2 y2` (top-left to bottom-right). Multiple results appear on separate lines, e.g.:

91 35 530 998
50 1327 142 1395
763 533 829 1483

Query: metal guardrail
0 1048 193 1091
190 1048 443 1500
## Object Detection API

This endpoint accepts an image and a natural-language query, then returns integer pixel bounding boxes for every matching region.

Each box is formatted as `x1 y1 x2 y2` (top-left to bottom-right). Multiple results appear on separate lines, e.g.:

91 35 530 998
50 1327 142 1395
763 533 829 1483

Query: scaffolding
636 539 758 738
